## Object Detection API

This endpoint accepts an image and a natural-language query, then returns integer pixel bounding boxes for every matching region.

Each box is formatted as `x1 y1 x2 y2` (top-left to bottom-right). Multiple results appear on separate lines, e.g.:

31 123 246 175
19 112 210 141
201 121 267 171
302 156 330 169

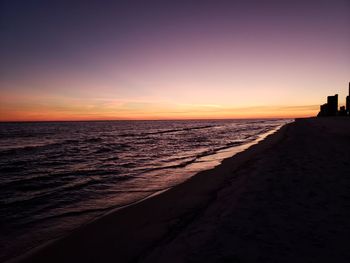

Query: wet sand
16 117 350 263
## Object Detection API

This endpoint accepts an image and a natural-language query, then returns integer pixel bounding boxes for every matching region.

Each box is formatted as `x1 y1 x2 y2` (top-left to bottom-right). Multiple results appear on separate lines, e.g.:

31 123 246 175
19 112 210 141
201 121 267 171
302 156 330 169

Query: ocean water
0 119 290 261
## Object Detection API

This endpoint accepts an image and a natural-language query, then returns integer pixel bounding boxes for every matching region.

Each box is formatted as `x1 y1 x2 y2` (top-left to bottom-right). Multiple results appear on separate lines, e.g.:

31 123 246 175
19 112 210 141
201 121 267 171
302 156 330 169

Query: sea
0 119 291 261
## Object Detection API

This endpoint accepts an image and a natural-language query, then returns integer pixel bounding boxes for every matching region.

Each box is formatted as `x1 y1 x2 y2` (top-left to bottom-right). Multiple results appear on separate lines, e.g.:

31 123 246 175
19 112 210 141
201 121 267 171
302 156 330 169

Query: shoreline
142 117 350 262
10 122 293 263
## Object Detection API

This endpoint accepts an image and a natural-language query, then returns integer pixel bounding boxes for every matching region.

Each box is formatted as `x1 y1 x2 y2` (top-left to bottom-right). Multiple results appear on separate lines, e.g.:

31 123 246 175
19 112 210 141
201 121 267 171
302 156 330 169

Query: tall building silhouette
346 82 350 115
327 94 338 116
317 82 350 117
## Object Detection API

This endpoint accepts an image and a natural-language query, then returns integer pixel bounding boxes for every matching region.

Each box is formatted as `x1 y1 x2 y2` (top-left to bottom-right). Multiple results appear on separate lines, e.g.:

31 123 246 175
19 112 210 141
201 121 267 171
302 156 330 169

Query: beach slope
19 118 350 263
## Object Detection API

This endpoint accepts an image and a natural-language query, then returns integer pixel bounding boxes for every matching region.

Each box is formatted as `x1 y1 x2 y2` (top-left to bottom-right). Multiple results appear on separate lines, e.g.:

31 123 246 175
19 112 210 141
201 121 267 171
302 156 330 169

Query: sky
0 0 349 121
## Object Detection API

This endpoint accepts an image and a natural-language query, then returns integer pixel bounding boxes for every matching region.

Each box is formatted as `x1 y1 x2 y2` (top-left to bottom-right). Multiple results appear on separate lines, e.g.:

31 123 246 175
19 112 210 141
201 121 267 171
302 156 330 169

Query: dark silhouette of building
318 103 328 117
339 106 347 116
317 82 350 117
327 94 338 116
318 94 338 117
346 82 350 115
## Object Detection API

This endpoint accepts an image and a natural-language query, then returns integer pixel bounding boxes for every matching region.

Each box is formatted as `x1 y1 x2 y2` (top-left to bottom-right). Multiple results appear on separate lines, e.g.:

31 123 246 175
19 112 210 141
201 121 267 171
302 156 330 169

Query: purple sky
1 0 349 120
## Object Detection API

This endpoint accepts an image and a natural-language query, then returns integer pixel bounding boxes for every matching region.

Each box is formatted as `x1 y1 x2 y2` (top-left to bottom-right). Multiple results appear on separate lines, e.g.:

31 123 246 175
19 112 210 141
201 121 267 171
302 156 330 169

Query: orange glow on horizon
0 103 318 122
0 85 330 122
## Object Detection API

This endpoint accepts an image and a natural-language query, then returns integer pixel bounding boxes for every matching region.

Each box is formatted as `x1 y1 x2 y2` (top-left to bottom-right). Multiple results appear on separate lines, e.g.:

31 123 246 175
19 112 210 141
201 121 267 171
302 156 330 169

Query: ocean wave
0 168 124 193
2 173 132 207
93 143 131 154
84 137 102 143
119 124 219 137
140 140 246 174
0 139 80 156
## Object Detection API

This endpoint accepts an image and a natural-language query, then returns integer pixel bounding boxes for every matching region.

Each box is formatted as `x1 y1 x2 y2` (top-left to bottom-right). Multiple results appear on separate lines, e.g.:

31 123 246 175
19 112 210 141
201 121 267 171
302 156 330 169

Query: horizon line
0 116 305 123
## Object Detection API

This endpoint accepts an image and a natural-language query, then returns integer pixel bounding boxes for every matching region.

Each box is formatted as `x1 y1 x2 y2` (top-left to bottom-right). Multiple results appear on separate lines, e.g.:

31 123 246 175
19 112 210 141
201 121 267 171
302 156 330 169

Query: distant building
318 103 328 117
327 94 338 116
317 94 338 117
346 82 350 115
339 106 347 116
317 82 350 117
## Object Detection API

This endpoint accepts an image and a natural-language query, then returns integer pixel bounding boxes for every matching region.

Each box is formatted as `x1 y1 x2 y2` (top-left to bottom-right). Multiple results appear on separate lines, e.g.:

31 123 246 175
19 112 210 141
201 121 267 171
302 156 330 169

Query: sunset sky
1 0 349 121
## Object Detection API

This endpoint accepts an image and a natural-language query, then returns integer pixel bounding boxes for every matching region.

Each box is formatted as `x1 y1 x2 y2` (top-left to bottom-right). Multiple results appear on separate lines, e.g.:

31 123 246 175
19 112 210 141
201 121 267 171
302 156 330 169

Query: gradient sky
1 0 349 121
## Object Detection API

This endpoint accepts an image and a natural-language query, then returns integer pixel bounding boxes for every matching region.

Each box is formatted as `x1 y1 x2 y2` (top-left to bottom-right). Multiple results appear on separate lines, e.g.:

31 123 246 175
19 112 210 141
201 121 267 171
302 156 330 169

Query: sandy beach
16 117 350 263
